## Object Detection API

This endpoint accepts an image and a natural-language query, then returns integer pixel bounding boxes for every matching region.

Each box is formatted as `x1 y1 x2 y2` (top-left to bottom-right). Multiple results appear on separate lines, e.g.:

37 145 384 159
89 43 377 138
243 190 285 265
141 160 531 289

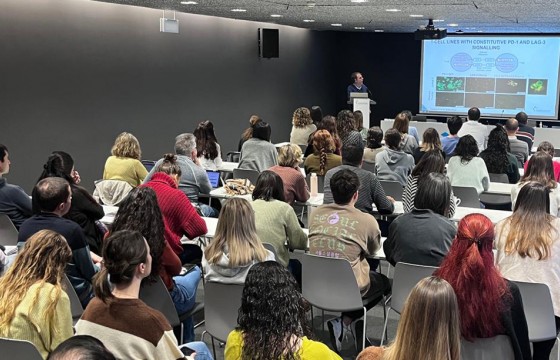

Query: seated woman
103 132 148 187
304 115 342 157
412 127 446 164
337 110 363 148
363 127 384 165
194 120 223 171
385 173 456 267
392 112 418 155
225 261 341 360
479 126 520 184
38 151 105 255
239 121 278 172
512 151 560 216
403 150 456 217
290 107 317 145
142 154 207 263
495 182 560 359
446 135 489 195
375 128 415 186
354 110 368 141
238 115 261 152
251 171 307 275
304 130 342 176
269 144 309 205
75 230 212 360
525 141 560 181
111 187 201 343
202 198 274 284
0 230 73 359
357 276 460 360
435 213 531 360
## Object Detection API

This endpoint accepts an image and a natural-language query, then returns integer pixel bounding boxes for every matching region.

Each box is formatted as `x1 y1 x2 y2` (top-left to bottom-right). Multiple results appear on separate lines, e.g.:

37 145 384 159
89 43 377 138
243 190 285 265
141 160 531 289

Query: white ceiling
92 0 560 33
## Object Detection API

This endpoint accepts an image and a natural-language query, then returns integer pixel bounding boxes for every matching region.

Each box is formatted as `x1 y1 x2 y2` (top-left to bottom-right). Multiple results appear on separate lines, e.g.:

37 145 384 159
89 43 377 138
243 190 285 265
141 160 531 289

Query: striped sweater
402 175 456 217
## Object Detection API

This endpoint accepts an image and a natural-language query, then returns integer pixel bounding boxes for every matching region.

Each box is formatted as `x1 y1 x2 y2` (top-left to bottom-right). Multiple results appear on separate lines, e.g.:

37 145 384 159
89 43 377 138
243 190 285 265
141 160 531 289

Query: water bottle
310 173 318 197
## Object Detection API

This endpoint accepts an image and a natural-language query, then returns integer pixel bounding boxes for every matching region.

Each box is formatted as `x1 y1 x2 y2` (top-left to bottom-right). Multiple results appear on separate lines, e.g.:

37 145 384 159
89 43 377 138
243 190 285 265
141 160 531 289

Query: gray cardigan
238 138 278 172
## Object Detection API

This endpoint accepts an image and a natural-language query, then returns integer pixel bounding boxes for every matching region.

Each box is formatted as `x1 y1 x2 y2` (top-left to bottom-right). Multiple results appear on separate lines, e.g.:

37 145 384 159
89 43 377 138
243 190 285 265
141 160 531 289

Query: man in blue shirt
347 71 369 99
441 115 463 156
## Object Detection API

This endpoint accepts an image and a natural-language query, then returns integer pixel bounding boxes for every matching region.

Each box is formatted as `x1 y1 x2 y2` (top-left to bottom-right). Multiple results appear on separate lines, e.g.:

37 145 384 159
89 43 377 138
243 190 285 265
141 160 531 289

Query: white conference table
216 161 238 173
485 182 515 195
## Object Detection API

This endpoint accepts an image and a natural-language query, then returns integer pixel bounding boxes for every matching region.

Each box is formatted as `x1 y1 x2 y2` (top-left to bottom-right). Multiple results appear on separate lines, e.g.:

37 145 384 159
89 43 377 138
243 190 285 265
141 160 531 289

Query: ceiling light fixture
374 29 384 32
303 19 315 22
433 19 444 22
180 1 197 4
448 23 459 26
351 0 368 2
270 14 283 18
231 8 247 12
409 14 423 18
385 8 401 12
331 23 343 27
355 26 365 30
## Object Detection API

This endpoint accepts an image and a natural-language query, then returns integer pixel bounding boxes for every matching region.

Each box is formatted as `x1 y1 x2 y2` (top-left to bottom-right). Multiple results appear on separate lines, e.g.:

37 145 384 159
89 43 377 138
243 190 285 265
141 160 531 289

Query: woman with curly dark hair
479 126 520 184
194 120 223 171
337 110 363 148
225 261 341 360
447 135 489 194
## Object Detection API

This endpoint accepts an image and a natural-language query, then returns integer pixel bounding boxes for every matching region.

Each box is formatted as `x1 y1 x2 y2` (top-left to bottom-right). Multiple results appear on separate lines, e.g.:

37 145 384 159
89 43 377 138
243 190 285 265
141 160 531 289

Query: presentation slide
420 36 560 119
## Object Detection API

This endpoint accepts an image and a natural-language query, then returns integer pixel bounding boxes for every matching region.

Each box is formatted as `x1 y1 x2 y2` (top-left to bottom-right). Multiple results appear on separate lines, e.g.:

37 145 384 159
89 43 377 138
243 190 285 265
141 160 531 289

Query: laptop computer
206 170 221 188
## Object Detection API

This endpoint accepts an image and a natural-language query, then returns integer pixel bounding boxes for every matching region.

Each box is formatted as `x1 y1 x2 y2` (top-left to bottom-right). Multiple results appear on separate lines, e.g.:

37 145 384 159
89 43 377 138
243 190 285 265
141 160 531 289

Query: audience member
38 151 105 254
238 115 262 152
385 173 456 267
103 132 147 187
48 336 116 360
392 112 418 155
375 128 414 186
412 127 445 164
324 143 394 215
290 107 317 145
479 126 520 184
356 277 460 360
436 214 531 359
225 261 341 360
337 110 363 148
495 182 560 359
0 144 32 229
354 110 368 141
239 121 278 172
142 154 207 262
441 115 463 156
402 150 456 217
310 106 323 125
363 127 384 165
75 230 212 360
202 198 274 284
194 120 223 171
0 230 73 359
144 133 213 214
515 111 535 151
19 178 98 307
304 115 342 157
269 144 309 205
525 141 560 181
304 130 342 176
505 118 529 167
309 170 391 352
447 135 489 194
110 187 200 342
457 107 488 152
400 110 420 143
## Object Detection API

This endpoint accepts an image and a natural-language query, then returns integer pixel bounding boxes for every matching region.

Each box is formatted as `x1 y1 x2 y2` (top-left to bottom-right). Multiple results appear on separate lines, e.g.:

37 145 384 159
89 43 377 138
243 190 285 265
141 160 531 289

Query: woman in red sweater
142 153 207 264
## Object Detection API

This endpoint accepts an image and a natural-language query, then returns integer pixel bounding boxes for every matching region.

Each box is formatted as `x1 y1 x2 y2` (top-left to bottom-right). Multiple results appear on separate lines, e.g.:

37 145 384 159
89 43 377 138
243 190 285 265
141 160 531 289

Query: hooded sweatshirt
202 247 275 284
374 148 415 186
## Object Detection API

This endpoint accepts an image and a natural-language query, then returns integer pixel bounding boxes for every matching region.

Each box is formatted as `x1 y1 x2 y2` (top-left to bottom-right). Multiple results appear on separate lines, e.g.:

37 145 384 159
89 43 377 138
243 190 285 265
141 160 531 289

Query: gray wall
0 0 337 192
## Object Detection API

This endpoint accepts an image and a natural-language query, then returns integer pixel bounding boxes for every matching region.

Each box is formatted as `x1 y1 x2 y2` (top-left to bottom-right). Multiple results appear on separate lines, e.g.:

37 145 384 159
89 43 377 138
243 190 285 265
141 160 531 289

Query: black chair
452 186 480 208
379 180 404 201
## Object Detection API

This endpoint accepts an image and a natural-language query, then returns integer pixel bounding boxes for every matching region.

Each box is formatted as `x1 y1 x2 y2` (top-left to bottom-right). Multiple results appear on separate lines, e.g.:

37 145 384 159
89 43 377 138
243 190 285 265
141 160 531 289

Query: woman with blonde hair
103 132 148 187
202 198 274 284
412 127 445 163
392 112 419 155
269 144 309 205
304 130 342 176
0 230 73 359
290 107 317 145
357 276 461 360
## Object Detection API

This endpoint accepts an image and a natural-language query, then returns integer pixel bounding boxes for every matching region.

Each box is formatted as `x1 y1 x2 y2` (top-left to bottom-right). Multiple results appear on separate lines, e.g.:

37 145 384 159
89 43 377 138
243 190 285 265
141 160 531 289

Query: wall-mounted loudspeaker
258 28 279 58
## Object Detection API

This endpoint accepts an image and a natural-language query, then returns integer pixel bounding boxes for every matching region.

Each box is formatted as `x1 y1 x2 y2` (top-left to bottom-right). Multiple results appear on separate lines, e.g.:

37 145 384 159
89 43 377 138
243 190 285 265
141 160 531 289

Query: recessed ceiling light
303 19 315 22
355 26 365 30
231 8 247 12
180 1 197 4
448 23 459 27
374 29 384 32
385 8 401 12
331 23 343 27
432 19 444 22
270 14 283 18
409 14 423 18
351 0 368 2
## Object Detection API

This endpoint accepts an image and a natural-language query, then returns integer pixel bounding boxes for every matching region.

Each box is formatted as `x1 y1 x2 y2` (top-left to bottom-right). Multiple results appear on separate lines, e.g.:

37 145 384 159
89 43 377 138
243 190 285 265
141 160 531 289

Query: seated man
505 118 529 168
375 128 415 186
441 115 463 156
18 177 98 307
323 143 394 215
144 133 216 217
515 111 535 151
309 170 391 353
0 144 32 229
457 107 489 152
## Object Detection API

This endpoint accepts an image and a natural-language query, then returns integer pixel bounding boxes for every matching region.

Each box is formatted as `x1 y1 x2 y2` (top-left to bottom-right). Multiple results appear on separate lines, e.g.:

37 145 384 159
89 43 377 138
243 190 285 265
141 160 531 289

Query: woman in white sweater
447 135 489 194
290 107 317 145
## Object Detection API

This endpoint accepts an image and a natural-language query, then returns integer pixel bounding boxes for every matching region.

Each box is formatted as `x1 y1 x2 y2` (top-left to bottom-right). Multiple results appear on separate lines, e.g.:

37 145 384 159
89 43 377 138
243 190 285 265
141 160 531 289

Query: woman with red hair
434 214 531 360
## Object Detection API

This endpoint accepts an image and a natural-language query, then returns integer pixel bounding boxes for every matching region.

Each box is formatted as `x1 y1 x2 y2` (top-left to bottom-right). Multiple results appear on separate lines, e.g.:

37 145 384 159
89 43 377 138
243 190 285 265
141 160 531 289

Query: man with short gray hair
505 118 529 167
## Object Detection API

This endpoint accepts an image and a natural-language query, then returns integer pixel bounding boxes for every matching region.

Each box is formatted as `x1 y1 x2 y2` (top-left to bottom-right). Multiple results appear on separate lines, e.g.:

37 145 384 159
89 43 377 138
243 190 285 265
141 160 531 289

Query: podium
348 92 376 129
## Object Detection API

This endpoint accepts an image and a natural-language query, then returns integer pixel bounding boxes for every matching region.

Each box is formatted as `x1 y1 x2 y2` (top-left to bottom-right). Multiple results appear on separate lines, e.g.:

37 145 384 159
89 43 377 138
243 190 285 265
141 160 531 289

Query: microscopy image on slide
465 93 494 108
465 77 495 93
436 77 465 92
496 78 527 94
495 94 526 109
436 92 464 107
528 79 548 95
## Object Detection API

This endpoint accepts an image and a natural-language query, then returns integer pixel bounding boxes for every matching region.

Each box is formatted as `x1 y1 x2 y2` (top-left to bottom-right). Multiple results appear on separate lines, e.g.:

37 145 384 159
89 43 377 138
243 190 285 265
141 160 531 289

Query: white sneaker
327 317 343 353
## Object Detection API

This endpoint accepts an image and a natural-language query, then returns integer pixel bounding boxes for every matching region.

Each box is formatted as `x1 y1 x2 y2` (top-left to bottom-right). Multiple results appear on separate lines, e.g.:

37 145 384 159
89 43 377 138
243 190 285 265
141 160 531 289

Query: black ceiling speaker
259 28 279 58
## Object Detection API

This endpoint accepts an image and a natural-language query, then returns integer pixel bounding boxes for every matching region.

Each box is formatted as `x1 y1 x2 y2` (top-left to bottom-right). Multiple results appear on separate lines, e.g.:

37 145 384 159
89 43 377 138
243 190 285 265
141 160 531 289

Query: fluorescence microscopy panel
495 94 526 109
436 77 466 92
496 78 527 94
465 93 494 108
436 92 465 107
528 79 548 95
465 77 495 93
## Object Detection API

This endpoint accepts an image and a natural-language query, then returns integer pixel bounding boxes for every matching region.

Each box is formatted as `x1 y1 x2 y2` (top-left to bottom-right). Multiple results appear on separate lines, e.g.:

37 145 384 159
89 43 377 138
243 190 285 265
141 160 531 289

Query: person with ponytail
0 230 73 359
435 214 531 360
75 230 212 360
37 151 105 254
304 130 342 176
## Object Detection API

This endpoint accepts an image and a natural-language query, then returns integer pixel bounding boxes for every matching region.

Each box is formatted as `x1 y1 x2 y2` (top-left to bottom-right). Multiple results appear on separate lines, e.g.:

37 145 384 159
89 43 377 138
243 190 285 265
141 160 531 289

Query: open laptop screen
206 170 221 188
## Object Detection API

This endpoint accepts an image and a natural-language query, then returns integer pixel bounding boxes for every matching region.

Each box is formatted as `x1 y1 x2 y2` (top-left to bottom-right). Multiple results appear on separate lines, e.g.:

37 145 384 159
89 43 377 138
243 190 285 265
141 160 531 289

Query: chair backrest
62 275 83 324
461 335 515 360
0 337 43 360
391 262 438 314
203 282 244 343
226 152 241 163
301 254 363 312
379 180 404 201
262 243 278 260
0 214 18 247
305 174 325 193
489 173 509 183
233 168 260 185
361 161 376 173
451 186 480 208
514 281 557 342
139 276 180 328
298 144 308 154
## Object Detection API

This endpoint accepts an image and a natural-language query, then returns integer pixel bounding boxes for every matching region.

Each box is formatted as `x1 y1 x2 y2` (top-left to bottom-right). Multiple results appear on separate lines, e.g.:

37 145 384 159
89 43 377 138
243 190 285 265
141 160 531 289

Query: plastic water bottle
310 173 318 197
